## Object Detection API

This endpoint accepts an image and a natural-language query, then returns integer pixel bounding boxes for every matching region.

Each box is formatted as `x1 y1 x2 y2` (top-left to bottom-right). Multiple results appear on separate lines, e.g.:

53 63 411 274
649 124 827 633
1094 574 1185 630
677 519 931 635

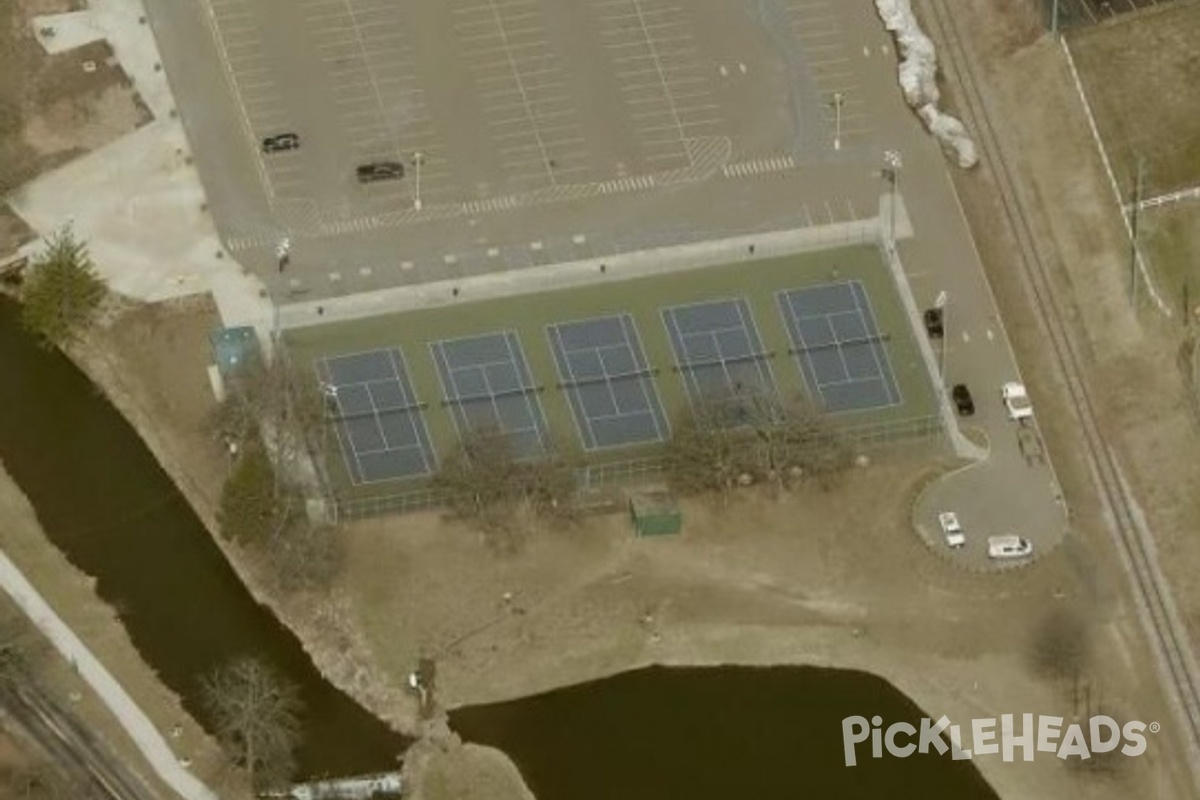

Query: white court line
849 282 903 407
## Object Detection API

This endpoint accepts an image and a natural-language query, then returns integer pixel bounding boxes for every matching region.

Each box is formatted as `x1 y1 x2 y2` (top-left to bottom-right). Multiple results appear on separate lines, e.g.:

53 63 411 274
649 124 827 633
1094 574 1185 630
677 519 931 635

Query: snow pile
875 0 978 169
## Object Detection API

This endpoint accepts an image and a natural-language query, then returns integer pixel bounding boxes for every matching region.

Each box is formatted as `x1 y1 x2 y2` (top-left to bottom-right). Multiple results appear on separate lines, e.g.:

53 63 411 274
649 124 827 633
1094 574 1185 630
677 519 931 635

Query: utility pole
1050 0 1061 38
413 152 424 211
1129 155 1145 307
935 290 948 384
275 236 290 274
832 92 844 151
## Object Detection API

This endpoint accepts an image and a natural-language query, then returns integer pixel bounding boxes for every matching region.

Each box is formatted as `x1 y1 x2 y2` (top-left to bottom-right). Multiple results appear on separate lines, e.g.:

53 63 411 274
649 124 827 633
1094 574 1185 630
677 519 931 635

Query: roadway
924 0 1200 788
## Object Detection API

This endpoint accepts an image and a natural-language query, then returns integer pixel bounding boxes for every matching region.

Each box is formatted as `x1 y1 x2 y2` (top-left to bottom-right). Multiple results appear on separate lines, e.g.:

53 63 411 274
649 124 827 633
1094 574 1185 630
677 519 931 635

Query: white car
987 535 1033 559
1001 382 1033 421
938 512 965 548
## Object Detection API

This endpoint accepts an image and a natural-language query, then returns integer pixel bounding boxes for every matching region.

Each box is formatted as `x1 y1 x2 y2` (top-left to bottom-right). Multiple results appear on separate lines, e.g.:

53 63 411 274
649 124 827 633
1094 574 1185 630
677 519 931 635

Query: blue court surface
430 331 551 457
661 298 777 412
776 281 902 412
547 314 669 450
316 348 437 483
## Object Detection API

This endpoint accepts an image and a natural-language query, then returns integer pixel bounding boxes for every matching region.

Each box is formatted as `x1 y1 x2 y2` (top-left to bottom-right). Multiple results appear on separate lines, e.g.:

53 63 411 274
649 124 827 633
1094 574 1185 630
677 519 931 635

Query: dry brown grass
0 0 152 255
1069 2 1200 195
404 740 534 800
1065 2 1200 310
930 1 1200 794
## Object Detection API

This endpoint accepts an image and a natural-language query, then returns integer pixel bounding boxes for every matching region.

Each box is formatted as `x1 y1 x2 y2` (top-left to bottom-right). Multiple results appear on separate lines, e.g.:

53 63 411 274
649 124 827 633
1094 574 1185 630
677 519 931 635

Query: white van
987 535 1033 559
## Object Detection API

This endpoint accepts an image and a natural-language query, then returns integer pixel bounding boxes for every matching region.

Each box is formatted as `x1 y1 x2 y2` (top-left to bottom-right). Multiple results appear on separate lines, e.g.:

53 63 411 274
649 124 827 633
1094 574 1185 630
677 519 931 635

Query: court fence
329 413 944 523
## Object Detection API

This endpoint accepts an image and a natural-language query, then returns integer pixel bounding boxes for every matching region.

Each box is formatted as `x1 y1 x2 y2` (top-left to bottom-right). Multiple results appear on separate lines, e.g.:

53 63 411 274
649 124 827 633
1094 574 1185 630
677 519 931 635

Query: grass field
1069 3 1200 195
1068 1 1200 309
285 243 937 496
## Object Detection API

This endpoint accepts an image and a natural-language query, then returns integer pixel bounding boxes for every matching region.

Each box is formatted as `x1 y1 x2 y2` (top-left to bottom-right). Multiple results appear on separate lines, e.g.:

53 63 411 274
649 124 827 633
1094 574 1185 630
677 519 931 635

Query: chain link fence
330 414 944 522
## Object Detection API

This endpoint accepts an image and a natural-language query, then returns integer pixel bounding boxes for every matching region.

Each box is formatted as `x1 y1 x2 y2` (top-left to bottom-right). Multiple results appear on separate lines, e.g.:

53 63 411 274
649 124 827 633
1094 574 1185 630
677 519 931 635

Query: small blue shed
209 326 261 379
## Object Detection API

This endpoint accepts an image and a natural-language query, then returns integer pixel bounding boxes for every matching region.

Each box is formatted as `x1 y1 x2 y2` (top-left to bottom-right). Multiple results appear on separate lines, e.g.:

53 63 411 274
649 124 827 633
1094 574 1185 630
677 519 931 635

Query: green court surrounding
284 243 937 497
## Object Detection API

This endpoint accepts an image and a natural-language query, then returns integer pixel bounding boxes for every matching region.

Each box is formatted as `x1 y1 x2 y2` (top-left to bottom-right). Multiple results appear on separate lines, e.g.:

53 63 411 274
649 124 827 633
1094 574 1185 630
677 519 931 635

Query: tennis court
316 348 437 483
776 281 901 413
547 314 669 451
661 298 778 412
430 331 551 457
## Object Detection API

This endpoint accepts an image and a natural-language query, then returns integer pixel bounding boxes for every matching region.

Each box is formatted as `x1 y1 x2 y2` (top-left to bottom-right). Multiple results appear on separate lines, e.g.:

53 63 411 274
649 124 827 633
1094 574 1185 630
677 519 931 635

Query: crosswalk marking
229 153 801 250
721 155 797 178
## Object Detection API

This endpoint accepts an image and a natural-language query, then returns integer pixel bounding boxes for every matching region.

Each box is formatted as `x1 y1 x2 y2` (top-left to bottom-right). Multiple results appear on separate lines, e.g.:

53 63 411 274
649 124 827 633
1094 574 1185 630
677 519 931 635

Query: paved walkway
9 0 273 337
0 548 219 800
277 210 911 329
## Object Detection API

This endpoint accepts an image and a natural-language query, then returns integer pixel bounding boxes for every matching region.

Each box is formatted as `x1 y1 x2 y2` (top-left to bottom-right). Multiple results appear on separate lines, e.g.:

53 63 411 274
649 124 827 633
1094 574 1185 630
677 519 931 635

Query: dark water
451 665 1001 800
0 298 407 777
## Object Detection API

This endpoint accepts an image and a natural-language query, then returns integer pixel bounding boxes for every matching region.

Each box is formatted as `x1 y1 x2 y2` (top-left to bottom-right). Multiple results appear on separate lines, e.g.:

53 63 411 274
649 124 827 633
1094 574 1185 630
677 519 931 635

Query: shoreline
0 459 235 798
46 295 1192 800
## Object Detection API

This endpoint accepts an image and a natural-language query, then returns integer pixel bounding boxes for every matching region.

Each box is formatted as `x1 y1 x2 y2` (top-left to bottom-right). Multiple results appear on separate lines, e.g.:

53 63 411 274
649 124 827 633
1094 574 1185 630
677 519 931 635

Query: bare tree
202 657 303 791
663 390 852 496
432 426 579 531
209 351 324 463
770 395 854 489
263 521 344 595
1030 606 1092 694
661 401 742 497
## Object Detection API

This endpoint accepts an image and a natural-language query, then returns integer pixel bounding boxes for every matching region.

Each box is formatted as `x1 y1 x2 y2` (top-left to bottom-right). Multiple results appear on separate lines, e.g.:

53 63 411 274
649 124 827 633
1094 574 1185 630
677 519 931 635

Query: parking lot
181 0 894 298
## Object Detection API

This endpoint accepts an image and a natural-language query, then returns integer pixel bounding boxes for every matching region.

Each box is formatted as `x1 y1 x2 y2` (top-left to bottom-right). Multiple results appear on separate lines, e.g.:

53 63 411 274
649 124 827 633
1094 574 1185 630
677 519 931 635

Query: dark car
356 161 405 183
923 307 944 338
951 383 975 416
262 133 300 153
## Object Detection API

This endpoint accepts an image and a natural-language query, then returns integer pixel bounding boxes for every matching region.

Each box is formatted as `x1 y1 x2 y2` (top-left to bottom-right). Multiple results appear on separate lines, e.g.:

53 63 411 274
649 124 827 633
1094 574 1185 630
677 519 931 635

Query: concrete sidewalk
8 0 273 335
0 547 220 800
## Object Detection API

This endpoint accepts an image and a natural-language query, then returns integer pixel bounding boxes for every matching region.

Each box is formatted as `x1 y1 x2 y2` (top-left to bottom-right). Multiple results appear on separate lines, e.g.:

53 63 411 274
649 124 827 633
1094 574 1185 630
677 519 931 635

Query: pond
451 665 1000 800
0 297 407 778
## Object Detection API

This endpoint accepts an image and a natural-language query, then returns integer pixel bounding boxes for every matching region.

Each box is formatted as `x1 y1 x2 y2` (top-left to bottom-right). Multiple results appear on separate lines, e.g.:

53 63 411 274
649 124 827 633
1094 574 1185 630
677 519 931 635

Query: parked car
1001 381 1033 421
951 384 975 416
923 308 944 338
262 133 300 153
938 512 965 548
357 161 405 183
987 535 1033 559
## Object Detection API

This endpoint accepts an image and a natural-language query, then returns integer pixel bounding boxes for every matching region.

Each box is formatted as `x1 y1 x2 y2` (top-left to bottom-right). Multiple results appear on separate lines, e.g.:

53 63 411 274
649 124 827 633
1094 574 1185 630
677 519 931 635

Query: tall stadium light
883 150 902 246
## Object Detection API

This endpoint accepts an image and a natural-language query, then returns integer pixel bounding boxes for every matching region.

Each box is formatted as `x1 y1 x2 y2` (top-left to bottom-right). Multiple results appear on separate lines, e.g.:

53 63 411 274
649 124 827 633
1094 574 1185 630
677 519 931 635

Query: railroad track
922 0 1200 782
0 683 159 799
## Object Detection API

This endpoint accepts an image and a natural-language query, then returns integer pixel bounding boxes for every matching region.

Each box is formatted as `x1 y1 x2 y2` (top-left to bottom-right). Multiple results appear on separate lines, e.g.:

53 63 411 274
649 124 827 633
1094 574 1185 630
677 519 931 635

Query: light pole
832 92 844 151
934 290 948 383
275 236 290 273
412 152 423 211
883 150 902 247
